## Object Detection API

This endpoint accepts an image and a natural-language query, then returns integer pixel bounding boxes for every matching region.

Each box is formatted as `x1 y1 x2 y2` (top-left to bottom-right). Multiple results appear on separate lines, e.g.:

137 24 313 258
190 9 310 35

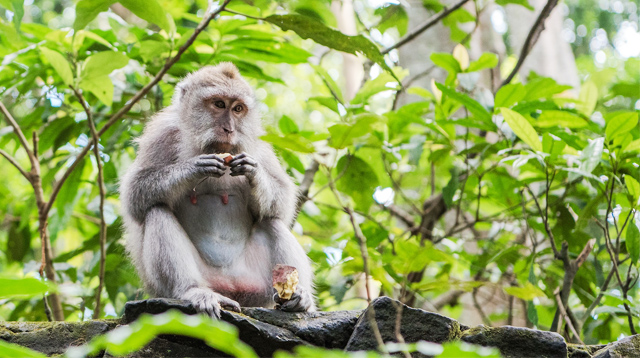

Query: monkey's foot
273 287 315 312
181 287 241 318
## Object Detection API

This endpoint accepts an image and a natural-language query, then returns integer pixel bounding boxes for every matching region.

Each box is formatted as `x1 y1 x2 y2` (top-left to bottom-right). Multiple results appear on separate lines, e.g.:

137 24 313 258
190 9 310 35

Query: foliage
0 0 638 355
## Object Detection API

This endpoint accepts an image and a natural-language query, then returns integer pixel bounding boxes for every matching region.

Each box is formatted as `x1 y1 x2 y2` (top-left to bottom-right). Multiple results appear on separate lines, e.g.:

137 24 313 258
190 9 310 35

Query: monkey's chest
175 193 254 267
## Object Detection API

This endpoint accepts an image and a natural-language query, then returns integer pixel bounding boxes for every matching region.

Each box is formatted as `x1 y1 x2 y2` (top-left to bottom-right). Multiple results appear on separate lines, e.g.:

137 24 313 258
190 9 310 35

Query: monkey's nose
223 127 234 134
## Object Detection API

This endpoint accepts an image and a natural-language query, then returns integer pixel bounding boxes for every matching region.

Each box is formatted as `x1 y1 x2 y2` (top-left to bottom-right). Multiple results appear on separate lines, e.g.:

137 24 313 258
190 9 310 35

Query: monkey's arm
121 127 226 223
230 145 297 225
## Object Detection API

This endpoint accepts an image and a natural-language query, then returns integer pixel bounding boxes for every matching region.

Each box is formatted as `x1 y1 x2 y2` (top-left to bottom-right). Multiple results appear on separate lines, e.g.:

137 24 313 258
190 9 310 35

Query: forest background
0 0 639 356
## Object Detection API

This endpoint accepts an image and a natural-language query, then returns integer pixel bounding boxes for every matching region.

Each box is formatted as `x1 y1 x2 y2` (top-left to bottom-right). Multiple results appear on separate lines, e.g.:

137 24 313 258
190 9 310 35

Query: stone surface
345 296 462 353
242 307 360 349
2 297 633 358
593 334 640 358
0 320 117 355
461 325 568 358
124 298 308 357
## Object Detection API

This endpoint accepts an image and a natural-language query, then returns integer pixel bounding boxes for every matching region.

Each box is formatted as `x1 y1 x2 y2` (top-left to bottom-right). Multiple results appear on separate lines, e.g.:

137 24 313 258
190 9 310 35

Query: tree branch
381 0 471 55
71 86 108 319
293 159 320 223
501 0 559 87
0 102 34 163
0 148 30 180
44 0 232 216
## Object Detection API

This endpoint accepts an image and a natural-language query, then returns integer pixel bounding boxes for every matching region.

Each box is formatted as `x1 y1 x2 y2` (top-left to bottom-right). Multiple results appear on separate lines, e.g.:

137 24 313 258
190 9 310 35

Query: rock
345 296 462 353
461 325 567 358
593 334 640 358
242 307 360 349
0 320 117 355
123 298 196 323
123 298 308 357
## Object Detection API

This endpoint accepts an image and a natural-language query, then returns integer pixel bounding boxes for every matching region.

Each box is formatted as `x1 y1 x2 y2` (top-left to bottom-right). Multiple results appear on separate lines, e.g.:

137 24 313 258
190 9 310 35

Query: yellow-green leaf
82 51 129 79
504 282 546 301
80 75 114 106
626 175 640 205
606 112 639 141
40 47 73 85
501 107 542 151
578 81 598 116
0 277 52 299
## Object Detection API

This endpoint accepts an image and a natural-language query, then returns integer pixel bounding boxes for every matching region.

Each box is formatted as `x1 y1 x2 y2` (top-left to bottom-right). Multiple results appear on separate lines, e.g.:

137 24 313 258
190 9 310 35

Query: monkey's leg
142 205 240 317
262 219 316 312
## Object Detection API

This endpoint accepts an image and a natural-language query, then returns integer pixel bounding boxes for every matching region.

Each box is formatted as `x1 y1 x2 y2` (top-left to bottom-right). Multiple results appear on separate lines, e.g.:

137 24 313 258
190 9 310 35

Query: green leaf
40 47 73 86
495 83 526 108
467 52 498 72
375 4 408 36
312 65 344 104
0 277 52 299
442 168 459 208
265 14 398 82
625 139 640 153
569 137 604 181
6 0 24 31
278 116 299 135
627 221 640 265
335 155 379 210
73 310 257 357
578 81 598 116
0 340 47 358
495 0 534 10
523 77 572 101
535 110 588 128
436 83 492 124
605 112 639 141
118 0 171 32
309 96 339 113
328 114 383 149
139 40 170 63
504 282 546 300
74 0 115 30
81 51 130 79
542 133 565 156
626 176 640 205
261 133 315 153
351 71 400 105
430 53 461 74
80 75 114 106
500 108 542 151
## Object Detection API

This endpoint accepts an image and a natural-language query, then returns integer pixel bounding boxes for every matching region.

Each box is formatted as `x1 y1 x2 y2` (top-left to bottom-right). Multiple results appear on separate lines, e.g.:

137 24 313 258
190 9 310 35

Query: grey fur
120 63 315 317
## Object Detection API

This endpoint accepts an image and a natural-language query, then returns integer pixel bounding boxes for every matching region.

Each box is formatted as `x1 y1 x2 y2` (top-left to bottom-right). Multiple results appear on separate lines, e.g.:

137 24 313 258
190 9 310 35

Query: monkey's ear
172 83 187 106
217 62 240 79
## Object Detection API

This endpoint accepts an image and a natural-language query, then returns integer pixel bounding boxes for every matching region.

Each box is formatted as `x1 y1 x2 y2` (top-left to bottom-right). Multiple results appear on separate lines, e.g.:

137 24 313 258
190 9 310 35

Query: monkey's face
175 63 261 153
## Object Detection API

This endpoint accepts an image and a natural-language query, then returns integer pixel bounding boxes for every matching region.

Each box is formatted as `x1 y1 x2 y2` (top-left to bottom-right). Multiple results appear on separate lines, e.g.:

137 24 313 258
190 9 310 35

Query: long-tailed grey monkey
120 63 314 317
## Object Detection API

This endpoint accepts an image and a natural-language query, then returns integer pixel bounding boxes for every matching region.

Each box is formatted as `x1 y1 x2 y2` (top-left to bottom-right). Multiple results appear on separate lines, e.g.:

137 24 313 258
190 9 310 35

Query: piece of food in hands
272 264 299 300
216 153 234 166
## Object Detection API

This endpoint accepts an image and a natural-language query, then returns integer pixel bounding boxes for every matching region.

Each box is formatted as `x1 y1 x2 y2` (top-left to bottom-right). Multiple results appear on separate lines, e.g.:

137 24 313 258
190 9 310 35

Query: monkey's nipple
221 193 229 205
190 192 197 205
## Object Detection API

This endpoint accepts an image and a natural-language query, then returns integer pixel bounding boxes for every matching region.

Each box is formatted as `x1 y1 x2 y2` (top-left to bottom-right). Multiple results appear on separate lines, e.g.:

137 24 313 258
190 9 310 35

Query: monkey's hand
181 287 241 319
273 286 315 312
188 154 226 179
228 153 258 179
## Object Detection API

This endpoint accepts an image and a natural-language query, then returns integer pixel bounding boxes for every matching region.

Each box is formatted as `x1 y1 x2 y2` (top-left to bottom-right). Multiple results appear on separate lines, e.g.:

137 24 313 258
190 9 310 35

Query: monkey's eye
214 100 225 109
233 104 244 113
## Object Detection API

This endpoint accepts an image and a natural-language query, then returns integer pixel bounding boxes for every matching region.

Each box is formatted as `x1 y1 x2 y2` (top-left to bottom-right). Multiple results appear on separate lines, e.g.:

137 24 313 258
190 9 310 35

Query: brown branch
71 87 108 319
0 102 34 165
381 0 471 55
501 0 559 87
0 148 30 180
554 288 585 345
44 0 232 216
293 160 320 223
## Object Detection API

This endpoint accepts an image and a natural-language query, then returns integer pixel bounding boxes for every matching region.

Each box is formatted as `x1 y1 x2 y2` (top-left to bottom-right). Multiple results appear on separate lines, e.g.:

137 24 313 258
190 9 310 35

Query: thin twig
501 0 559 87
0 102 34 164
554 288 585 345
71 87 107 319
381 0 471 55
44 0 232 216
0 148 30 180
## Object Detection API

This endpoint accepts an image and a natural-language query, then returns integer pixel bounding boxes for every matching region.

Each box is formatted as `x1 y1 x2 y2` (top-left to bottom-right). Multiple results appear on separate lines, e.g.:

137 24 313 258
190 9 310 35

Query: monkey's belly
175 193 253 267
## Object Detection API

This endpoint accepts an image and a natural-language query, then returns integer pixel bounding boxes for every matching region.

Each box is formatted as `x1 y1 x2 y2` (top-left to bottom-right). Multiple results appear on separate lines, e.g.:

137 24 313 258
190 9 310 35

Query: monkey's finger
198 167 225 178
195 159 225 169
229 156 257 167
279 294 303 312
218 296 241 312
199 154 225 162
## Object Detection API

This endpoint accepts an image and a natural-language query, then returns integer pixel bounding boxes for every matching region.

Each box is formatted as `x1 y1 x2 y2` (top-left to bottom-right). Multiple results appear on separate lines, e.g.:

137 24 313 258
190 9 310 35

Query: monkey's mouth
203 140 235 154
